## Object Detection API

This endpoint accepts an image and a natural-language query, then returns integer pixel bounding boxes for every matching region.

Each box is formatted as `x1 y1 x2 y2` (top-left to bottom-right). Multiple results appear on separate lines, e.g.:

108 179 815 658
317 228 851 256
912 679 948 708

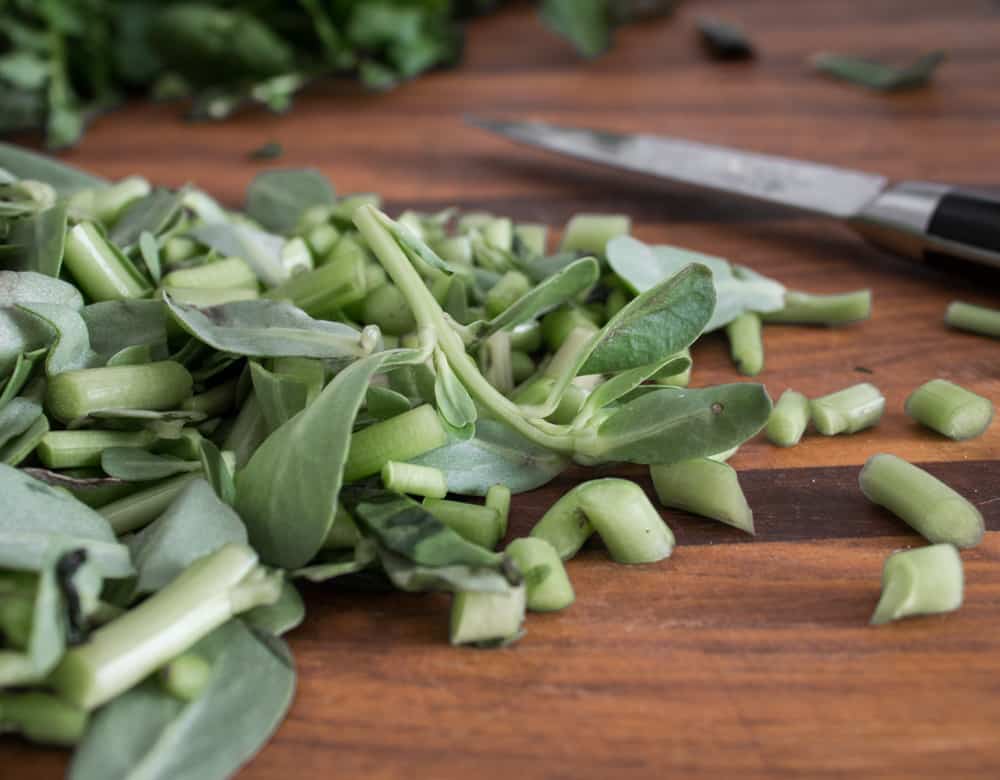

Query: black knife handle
850 181 1000 271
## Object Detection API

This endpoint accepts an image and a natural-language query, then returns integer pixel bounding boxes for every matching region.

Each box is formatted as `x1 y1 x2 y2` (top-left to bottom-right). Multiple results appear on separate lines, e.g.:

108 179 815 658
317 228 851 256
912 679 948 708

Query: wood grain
4 0 1000 778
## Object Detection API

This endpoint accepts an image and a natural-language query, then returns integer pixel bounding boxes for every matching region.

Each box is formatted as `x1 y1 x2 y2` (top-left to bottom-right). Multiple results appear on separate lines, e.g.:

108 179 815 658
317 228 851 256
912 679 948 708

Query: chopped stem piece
450 585 526 646
322 504 362 550
761 290 871 325
905 379 993 441
344 404 448 483
264 252 367 319
381 461 448 499
36 430 157 469
859 453 984 548
50 544 280 710
530 478 674 564
505 537 574 612
810 382 884 435
158 652 212 701
650 459 753 534
871 544 963 625
559 214 630 255
725 312 764 376
422 498 503 550
945 301 1000 339
766 389 810 447
485 271 531 318
485 484 512 537
162 257 258 291
46 362 194 424
0 692 88 746
63 222 151 301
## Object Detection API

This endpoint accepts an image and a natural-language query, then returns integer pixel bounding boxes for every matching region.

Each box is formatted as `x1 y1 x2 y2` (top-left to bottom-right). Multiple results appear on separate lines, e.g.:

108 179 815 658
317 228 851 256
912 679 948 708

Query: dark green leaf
126 479 248 596
0 396 43 450
0 270 84 310
365 385 411 420
245 169 335 235
0 561 65 686
540 0 612 58
292 540 378 583
164 294 371 360
581 263 715 375
68 620 295 780
573 383 773 465
377 547 511 593
236 348 423 569
82 299 168 366
343 486 504 570
412 419 569 495
0 348 45 408
199 439 235 506
0 463 133 577
812 50 946 91
0 411 48 466
433 350 477 434
17 302 97 374
250 361 310 434
138 231 162 283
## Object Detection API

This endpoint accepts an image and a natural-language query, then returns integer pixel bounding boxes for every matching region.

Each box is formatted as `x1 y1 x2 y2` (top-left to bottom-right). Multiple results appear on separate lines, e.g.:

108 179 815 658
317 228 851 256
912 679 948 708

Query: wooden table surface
6 1 1000 778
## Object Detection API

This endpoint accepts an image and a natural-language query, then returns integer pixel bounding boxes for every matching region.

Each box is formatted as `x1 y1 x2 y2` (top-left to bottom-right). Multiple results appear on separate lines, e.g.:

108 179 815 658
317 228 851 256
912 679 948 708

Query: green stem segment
46 362 193 424
50 544 281 710
36 430 157 469
870 544 963 625
449 585 526 646
761 290 871 325
559 214 631 255
530 478 674 564
725 312 764 376
0 692 88 746
264 251 368 320
650 459 754 534
381 461 448 498
422 498 503 550
859 453 984 548
505 537 574 612
766 389 810 447
485 484 512 538
158 652 212 701
63 222 151 302
344 404 448 483
810 382 884 435
944 301 1000 338
99 472 202 535
905 379 993 440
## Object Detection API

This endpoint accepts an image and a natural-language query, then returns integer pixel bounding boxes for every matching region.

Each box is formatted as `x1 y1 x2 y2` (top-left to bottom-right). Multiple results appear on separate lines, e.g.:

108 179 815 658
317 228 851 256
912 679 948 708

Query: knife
468 117 1000 271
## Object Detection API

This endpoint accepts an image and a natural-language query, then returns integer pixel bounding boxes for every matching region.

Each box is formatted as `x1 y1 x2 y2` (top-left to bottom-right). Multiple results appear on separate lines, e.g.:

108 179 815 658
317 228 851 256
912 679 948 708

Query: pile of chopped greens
0 141 986 776
0 0 677 149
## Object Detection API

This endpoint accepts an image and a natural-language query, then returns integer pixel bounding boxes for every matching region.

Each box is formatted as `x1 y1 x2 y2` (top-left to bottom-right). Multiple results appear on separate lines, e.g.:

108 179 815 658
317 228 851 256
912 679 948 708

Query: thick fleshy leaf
0 561 63 686
110 188 186 249
17 302 97 374
377 548 512 594
0 202 68 276
433 349 477 434
126 479 248 595
250 361 310 434
540 0 611 58
607 236 784 331
164 294 371 359
573 383 773 465
412 419 569 495
0 142 105 194
68 621 295 780
242 580 305 636
245 169 335 234
581 262 714 374
101 448 202 482
0 270 83 309
82 299 169 365
236 349 423 568
0 463 133 577
0 396 43 449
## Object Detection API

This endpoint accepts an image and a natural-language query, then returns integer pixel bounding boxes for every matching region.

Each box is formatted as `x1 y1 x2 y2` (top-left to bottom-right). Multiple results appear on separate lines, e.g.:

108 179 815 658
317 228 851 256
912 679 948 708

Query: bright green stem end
905 379 993 441
725 312 764 376
485 484 512 537
381 460 448 498
650 458 754 535
871 544 963 625
531 478 674 564
810 382 884 435
762 289 871 325
859 453 984 548
158 652 212 701
505 537 574 612
344 404 448 483
422 498 503 550
766 389 810 447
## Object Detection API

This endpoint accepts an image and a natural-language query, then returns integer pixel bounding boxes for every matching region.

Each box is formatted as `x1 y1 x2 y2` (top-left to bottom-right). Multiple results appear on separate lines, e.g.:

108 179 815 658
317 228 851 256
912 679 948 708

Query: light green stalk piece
725 312 763 376
945 301 1000 338
766 389 810 447
450 585 526 646
0 692 88 746
905 379 993 441
485 484 512 537
650 458 754 534
50 544 281 710
859 453 984 548
381 461 448 499
810 382 884 435
871 544 963 625
344 404 448 483
422 498 503 550
559 214 631 255
505 537 574 612
761 289 871 325
158 652 212 701
530 478 674 563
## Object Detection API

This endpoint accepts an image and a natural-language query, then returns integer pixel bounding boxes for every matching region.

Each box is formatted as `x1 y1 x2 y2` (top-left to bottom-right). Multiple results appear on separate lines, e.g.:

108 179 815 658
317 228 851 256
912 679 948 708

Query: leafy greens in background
0 0 678 149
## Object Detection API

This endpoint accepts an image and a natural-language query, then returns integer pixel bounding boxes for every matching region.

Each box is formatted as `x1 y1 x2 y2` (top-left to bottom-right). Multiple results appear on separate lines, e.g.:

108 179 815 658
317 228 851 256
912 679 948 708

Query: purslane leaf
245 169 335 235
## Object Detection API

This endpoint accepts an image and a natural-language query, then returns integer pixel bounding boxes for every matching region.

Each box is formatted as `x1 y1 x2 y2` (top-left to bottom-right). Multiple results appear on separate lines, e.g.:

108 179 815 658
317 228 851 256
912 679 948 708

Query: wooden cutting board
6 1 1000 777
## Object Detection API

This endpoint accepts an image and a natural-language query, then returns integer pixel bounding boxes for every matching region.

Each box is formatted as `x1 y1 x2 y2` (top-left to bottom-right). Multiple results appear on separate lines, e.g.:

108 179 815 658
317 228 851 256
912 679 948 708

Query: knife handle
849 181 1000 271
